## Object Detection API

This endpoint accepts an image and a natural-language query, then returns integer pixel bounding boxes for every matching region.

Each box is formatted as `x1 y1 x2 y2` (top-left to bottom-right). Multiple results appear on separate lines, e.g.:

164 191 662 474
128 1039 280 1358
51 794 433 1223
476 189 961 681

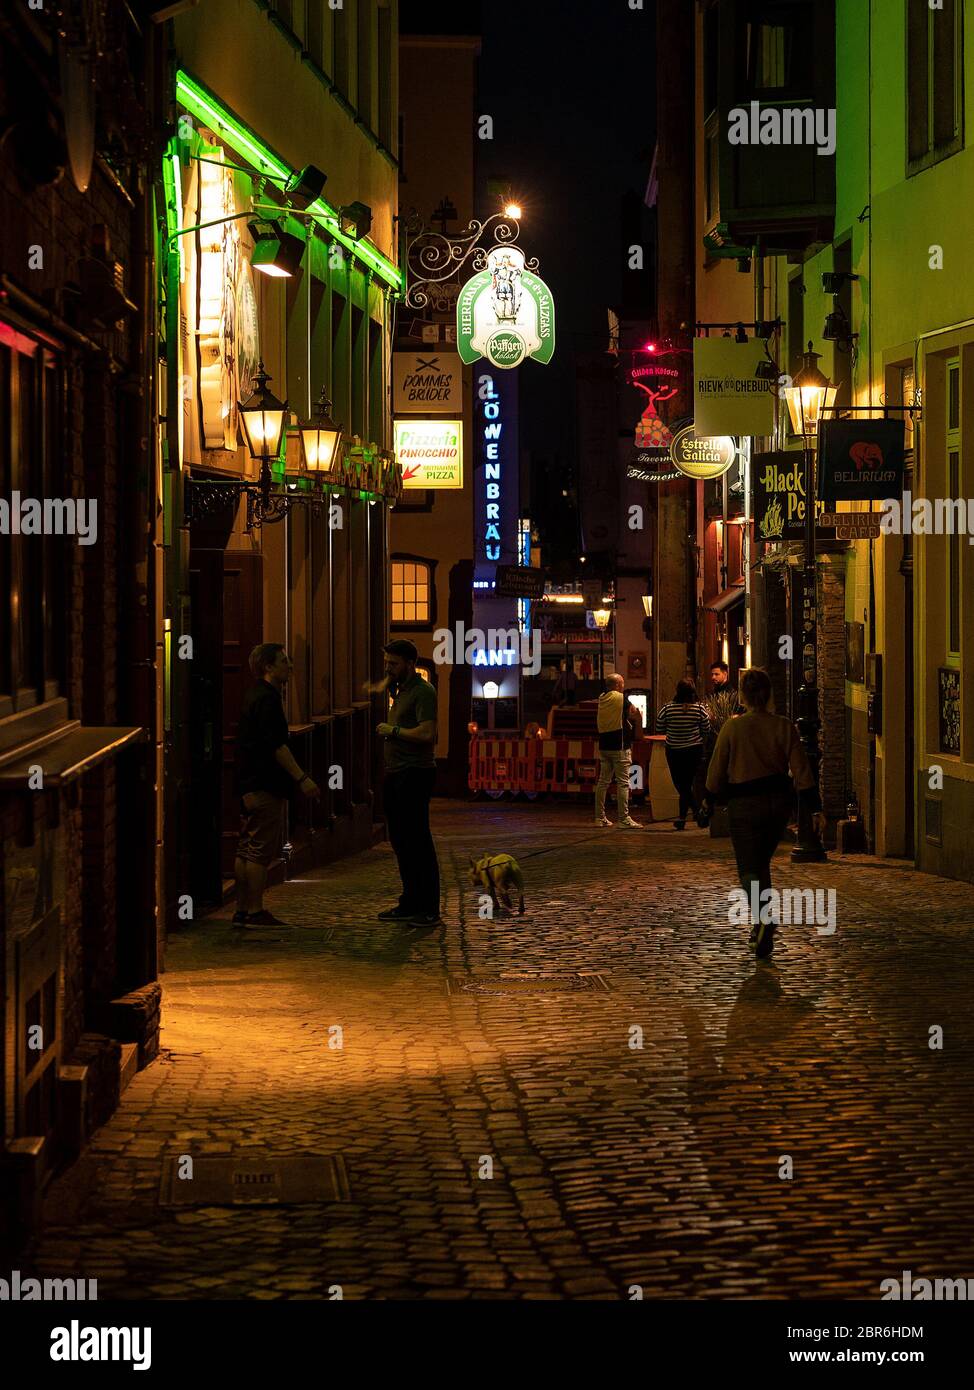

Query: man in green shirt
375 639 441 926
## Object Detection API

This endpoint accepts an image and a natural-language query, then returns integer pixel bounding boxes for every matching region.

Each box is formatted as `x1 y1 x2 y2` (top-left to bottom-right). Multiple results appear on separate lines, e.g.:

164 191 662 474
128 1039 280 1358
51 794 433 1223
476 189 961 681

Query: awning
704 582 745 614
0 722 144 788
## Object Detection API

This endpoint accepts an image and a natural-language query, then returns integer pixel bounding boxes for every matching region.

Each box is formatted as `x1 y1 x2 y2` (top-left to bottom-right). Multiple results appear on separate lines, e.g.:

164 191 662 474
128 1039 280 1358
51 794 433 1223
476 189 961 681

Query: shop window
391 559 432 625
0 329 65 719
946 359 961 658
908 0 963 173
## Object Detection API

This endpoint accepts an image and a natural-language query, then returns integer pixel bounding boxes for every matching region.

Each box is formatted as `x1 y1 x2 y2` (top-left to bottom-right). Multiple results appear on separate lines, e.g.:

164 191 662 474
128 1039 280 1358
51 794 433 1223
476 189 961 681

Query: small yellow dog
469 852 525 916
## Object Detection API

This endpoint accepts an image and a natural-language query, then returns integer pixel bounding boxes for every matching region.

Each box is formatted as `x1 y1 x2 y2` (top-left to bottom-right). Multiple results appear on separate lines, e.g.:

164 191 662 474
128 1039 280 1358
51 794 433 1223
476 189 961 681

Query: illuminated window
391 560 431 624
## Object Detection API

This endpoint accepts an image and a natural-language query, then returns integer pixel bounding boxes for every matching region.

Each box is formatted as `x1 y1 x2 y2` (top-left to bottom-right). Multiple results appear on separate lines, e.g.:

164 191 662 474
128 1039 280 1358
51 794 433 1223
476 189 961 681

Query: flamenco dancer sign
457 246 555 370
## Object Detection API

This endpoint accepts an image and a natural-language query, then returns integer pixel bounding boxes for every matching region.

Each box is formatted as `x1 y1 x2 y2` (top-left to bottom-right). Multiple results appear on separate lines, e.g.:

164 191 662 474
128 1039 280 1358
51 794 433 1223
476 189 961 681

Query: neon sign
481 374 502 562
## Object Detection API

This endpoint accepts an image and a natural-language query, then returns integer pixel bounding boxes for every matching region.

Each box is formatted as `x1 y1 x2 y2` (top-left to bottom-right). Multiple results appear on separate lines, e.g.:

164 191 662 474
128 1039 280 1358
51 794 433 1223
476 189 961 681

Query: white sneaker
617 818 643 829
594 816 612 827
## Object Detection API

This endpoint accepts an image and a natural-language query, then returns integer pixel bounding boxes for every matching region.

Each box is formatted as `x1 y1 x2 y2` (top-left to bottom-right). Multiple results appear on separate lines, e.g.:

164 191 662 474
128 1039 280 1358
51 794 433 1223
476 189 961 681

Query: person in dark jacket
704 667 826 960
234 643 319 928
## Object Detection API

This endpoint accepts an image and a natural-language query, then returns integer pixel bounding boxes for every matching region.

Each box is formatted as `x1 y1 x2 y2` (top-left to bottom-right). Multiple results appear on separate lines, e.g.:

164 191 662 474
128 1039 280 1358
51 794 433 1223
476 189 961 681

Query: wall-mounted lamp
248 219 305 277
782 342 837 437
483 681 500 700
339 201 373 240
641 594 653 619
300 388 344 474
239 361 288 461
284 163 327 210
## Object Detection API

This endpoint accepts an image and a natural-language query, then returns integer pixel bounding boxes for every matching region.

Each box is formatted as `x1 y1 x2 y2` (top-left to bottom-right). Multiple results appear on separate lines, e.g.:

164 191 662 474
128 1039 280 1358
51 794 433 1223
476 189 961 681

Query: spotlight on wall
248 219 305 277
822 270 859 296
754 358 779 382
338 201 373 240
734 323 748 344
284 163 327 211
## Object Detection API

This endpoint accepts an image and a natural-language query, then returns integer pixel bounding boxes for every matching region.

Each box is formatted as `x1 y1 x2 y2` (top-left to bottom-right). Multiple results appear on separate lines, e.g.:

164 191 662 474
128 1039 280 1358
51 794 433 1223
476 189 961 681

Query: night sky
401 0 658 507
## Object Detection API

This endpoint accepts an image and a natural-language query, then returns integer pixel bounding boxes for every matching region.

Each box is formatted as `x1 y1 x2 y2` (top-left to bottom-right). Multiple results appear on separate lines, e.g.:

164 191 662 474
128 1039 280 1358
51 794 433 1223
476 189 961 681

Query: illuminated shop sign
668 425 738 480
457 246 555 370
481 376 503 561
393 419 463 489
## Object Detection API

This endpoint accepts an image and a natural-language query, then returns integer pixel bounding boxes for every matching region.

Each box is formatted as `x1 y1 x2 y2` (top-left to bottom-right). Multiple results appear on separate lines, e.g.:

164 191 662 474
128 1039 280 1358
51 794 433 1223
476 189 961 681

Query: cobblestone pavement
25 800 974 1299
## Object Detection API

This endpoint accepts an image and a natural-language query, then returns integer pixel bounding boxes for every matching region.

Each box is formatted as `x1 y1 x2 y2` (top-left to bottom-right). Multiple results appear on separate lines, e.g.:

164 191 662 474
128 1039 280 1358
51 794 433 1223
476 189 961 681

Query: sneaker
673 819 685 830
617 818 643 829
754 921 776 960
377 906 416 921
594 816 612 827
244 909 289 927
695 809 711 829
231 911 248 928
406 913 443 928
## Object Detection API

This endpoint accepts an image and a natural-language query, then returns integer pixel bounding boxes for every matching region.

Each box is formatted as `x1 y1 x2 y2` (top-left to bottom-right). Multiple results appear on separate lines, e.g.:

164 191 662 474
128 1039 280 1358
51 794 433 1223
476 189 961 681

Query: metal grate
447 972 610 998
159 1154 350 1207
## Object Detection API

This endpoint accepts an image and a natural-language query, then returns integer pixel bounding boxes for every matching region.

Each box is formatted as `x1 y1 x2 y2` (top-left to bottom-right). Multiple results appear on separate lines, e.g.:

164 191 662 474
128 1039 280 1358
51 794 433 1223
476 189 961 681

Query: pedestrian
594 673 642 828
552 658 578 707
233 643 320 928
704 667 826 960
709 659 730 694
578 653 593 680
655 678 711 830
375 638 442 927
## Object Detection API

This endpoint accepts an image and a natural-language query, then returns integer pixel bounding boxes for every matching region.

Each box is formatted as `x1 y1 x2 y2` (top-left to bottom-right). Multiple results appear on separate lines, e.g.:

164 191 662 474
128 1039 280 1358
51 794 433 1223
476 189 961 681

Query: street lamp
592 607 611 682
782 342 837 863
238 360 288 513
299 388 344 476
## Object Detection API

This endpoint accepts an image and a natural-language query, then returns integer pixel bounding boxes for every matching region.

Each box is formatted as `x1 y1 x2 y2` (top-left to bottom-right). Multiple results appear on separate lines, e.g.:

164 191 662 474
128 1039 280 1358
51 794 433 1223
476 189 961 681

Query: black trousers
727 791 794 919
665 744 703 820
383 767 440 915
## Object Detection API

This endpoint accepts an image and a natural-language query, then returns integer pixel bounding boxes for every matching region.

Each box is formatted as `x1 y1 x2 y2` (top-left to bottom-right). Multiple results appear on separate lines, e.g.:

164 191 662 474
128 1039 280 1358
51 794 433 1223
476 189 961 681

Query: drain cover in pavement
159 1155 350 1206
447 972 610 997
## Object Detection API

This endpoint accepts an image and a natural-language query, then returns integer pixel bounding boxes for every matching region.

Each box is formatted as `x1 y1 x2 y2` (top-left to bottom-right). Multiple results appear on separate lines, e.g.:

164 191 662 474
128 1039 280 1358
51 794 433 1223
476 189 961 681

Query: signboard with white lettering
752 450 835 540
393 419 463 489
393 351 462 413
693 337 774 437
494 564 546 599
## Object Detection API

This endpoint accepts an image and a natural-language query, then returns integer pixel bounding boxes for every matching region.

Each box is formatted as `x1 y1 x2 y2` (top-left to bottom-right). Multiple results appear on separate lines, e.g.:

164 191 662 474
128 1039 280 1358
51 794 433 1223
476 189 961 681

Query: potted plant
700 690 739 838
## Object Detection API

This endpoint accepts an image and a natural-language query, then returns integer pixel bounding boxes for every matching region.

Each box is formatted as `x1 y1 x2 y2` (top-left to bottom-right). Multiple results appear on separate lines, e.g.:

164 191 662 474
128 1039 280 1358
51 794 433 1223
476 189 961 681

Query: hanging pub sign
626 353 689 481
494 564 546 600
752 450 835 541
393 351 462 413
693 337 774 437
456 245 555 370
668 425 737 480
817 417 906 502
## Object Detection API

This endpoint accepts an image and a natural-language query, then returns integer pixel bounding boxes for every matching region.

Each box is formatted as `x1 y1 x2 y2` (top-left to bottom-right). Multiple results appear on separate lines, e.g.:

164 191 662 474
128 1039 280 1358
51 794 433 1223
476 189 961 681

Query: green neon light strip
175 69 403 293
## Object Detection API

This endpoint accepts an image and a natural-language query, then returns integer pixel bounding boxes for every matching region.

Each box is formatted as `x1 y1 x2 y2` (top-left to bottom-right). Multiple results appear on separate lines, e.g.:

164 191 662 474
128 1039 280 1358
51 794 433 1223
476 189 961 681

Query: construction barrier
468 734 657 805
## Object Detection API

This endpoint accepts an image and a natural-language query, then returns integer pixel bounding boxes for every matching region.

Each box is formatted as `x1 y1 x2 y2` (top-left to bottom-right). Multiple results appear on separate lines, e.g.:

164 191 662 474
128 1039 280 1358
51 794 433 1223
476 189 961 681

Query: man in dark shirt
233 643 319 927
375 638 441 927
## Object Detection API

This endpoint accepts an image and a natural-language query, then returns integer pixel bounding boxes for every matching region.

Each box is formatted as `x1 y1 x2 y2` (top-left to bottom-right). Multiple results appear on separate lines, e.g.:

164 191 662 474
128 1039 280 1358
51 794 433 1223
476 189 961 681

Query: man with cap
375 638 442 926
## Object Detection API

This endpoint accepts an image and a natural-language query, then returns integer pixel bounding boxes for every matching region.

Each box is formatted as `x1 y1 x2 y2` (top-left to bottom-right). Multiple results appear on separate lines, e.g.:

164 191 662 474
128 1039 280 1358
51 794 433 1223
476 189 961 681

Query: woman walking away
704 667 827 961
656 679 711 830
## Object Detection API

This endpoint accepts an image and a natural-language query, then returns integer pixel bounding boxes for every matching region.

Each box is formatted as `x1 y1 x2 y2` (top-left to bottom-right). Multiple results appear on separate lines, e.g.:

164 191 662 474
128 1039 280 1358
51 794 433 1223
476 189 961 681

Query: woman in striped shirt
656 679 711 829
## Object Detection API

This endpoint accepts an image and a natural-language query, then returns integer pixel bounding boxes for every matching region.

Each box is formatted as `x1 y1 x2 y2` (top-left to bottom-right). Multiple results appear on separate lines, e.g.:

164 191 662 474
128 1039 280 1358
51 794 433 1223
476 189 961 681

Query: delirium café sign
457 245 555 370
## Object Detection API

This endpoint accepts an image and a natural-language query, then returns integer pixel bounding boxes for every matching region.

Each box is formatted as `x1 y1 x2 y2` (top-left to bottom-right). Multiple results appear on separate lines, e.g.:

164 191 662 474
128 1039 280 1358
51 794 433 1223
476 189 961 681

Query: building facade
0 1 163 1242
161 0 403 924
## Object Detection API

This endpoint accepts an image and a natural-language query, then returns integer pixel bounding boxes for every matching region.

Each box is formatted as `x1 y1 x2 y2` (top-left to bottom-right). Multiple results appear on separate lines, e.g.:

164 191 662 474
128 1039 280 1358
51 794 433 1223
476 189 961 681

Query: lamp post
299 388 344 477
782 343 837 862
592 607 611 682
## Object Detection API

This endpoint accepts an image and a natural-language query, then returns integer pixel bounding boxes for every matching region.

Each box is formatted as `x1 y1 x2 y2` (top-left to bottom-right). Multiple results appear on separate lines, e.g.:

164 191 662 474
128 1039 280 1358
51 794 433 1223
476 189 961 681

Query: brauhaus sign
457 245 555 371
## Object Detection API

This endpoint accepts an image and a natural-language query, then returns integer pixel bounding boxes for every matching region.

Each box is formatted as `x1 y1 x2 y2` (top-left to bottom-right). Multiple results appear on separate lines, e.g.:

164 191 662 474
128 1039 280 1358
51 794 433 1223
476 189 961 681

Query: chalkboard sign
939 667 960 755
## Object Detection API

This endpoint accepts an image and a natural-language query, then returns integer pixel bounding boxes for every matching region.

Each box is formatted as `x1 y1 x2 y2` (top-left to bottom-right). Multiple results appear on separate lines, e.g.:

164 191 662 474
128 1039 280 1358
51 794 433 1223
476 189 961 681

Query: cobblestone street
27 801 974 1300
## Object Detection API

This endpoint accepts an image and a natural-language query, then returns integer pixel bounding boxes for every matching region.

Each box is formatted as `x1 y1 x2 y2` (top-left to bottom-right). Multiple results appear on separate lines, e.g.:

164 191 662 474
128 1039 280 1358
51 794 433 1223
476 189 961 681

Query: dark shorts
236 790 285 866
